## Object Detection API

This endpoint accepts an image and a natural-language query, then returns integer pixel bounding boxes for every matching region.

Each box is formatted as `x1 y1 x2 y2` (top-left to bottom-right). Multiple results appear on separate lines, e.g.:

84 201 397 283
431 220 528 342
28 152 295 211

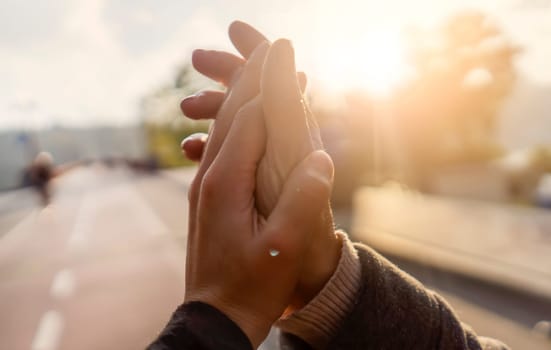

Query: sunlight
314 28 411 97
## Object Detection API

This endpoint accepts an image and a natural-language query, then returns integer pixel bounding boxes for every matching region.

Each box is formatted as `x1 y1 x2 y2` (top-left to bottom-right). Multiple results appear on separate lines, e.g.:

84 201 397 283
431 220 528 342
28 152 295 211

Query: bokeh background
1 1 550 349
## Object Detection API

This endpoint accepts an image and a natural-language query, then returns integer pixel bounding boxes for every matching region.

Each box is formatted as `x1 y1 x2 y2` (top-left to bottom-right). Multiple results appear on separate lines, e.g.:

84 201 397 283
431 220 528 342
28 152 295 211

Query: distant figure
29 152 54 205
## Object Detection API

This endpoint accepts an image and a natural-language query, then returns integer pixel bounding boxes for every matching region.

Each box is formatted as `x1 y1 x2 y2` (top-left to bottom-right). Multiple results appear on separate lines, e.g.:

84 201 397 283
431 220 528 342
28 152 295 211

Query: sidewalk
351 187 551 302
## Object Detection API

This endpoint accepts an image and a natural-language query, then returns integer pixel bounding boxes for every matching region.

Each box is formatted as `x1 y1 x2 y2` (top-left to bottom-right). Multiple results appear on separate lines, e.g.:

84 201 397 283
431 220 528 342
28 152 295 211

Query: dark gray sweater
149 241 509 349
280 243 509 349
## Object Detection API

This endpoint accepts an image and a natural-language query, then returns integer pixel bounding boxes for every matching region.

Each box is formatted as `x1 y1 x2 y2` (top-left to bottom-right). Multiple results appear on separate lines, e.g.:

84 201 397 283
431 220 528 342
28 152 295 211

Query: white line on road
67 196 91 253
31 310 64 350
50 269 75 300
111 183 170 237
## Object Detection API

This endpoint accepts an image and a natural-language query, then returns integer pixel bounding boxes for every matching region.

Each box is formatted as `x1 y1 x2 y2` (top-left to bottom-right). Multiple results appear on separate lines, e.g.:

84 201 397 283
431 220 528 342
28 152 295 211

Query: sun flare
314 28 411 97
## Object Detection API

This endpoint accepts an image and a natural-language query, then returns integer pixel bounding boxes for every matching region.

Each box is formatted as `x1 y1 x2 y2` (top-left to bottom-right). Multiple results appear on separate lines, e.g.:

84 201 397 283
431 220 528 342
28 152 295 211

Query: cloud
0 0 74 48
0 0 226 129
0 0 549 130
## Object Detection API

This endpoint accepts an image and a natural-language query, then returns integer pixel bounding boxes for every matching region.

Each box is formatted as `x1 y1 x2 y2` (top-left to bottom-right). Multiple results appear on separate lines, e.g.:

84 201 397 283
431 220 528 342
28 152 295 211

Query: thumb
259 150 334 260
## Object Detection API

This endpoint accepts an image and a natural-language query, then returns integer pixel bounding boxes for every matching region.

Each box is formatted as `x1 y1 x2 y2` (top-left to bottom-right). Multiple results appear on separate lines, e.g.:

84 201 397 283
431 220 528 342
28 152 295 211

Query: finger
180 73 306 123
262 39 314 171
229 21 269 59
192 49 244 86
228 22 308 92
181 91 225 120
181 133 207 162
203 96 265 210
198 41 269 174
257 150 334 260
193 48 306 93
189 41 269 223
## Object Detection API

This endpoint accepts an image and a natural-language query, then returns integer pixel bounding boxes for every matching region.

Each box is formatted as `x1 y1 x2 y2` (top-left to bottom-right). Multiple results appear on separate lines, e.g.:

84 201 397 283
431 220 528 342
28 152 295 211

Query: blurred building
425 149 550 204
0 126 147 191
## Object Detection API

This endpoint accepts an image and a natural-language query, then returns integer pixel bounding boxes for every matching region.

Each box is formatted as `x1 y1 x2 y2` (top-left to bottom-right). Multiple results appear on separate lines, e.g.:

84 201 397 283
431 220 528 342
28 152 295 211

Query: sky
1 0 550 130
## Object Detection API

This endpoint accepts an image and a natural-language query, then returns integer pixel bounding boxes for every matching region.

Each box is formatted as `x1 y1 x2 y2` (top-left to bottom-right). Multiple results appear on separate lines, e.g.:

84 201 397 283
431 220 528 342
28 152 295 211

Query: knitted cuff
276 231 361 349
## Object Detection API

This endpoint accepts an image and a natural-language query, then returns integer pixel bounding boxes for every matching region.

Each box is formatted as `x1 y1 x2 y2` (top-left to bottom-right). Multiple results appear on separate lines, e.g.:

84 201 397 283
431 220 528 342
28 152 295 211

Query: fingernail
181 95 196 105
181 91 204 104
183 133 208 144
192 48 205 57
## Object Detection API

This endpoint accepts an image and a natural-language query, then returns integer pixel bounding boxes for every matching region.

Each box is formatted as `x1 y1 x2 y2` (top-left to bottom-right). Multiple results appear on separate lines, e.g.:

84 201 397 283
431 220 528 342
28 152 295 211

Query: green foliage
394 10 520 170
140 63 217 168
311 11 520 195
144 121 209 168
528 146 551 173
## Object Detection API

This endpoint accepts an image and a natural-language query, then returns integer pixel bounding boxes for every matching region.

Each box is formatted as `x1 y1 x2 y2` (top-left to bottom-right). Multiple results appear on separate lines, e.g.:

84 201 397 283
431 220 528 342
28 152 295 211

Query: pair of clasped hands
180 21 341 347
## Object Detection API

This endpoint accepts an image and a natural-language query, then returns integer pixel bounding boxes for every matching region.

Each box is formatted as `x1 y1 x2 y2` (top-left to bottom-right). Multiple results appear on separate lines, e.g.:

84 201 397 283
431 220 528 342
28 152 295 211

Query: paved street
0 188 37 237
0 166 549 349
353 186 551 349
0 165 191 350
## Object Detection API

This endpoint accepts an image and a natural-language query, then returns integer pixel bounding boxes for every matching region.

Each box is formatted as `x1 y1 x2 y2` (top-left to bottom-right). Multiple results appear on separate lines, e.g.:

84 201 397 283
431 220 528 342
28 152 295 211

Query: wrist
219 304 274 348
291 212 342 310
185 293 275 348
277 231 362 349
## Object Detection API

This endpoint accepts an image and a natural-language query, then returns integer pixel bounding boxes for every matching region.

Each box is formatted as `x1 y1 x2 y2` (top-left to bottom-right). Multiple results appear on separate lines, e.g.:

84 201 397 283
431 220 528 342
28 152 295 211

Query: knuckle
235 96 261 120
200 168 221 202
301 172 332 200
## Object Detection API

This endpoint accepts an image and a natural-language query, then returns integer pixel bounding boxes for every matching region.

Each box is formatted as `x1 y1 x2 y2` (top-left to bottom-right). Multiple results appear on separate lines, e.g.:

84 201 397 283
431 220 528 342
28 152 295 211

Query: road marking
31 310 64 350
67 196 91 253
50 269 75 300
66 232 87 252
113 184 169 237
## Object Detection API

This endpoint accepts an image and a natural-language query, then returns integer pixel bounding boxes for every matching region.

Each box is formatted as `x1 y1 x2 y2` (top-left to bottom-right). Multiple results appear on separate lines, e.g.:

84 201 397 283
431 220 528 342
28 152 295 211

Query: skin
184 44 335 347
182 22 342 311
182 22 342 346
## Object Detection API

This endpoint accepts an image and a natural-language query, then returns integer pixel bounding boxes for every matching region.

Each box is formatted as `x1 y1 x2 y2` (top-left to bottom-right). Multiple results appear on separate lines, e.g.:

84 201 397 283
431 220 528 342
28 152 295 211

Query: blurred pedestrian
29 151 54 205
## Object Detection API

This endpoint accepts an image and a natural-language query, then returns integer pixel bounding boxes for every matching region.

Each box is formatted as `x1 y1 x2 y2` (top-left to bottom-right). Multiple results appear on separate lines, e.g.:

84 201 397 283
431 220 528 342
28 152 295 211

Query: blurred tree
529 146 551 173
311 11 521 197
396 11 520 175
140 63 215 167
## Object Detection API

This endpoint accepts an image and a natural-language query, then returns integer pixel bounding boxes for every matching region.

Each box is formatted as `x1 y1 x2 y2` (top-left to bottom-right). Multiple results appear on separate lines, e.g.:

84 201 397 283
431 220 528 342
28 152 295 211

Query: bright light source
314 27 412 97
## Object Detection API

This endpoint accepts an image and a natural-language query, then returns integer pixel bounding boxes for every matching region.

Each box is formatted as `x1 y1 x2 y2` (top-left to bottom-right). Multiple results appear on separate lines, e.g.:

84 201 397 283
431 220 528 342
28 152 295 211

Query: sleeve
276 231 362 348
279 236 509 350
147 301 253 350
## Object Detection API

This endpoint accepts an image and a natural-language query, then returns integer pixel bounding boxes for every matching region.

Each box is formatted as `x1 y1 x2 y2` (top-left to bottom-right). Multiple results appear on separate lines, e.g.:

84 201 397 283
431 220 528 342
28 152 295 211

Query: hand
182 22 341 310
184 43 335 348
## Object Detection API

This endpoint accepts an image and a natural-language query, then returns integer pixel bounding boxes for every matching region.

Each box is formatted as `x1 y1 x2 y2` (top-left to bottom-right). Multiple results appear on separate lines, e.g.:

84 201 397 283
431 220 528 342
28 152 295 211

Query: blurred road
0 165 191 350
353 187 551 301
0 165 549 349
353 186 551 349
0 188 37 237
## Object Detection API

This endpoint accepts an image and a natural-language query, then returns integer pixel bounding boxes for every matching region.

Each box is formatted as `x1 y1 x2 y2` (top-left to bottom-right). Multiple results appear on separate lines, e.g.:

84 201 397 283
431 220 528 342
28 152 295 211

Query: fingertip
181 133 208 162
272 38 294 57
180 94 202 119
228 20 245 35
263 38 297 85
180 90 225 120
191 49 205 67
180 94 197 109
229 20 269 59
306 150 335 185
